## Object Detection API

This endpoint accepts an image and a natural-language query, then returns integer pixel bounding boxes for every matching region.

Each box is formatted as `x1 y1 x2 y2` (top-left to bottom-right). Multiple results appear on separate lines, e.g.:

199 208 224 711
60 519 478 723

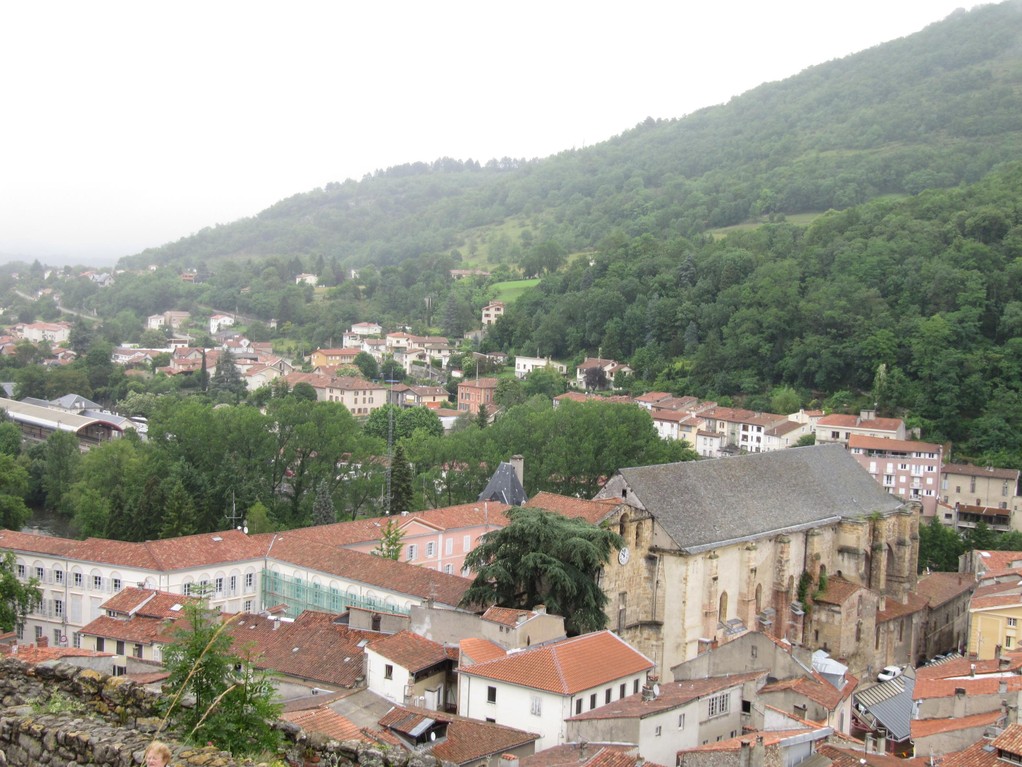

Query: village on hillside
2 432 1021 765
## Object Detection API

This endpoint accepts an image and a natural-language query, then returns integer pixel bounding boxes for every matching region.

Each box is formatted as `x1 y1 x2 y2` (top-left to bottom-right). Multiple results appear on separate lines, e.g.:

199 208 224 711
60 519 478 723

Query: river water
21 507 76 538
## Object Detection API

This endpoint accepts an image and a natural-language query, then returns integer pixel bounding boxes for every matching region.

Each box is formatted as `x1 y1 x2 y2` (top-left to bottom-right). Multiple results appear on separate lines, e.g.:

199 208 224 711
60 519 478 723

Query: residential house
310 347 362 370
295 273 318 286
366 630 454 710
458 377 499 415
941 463 1022 514
912 654 1022 719
408 601 566 652
482 302 505 326
223 610 380 692
283 372 387 415
145 311 190 331
17 321 72 344
575 358 632 390
694 430 724 458
762 420 812 451
968 568 1022 659
377 705 539 767
913 572 973 659
457 630 654 750
77 587 198 664
672 632 856 736
815 410 906 446
388 384 450 409
633 392 673 411
677 722 834 767
514 356 567 380
285 501 512 576
208 314 234 334
593 444 919 677
940 723 1022 767
565 673 764 766
351 322 383 336
847 435 943 517
699 406 790 456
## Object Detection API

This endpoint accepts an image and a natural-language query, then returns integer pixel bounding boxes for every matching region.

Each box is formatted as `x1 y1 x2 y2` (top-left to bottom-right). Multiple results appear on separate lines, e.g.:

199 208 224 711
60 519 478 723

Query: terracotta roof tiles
459 631 652 695
367 630 449 673
567 673 763 720
911 709 1002 739
525 492 620 525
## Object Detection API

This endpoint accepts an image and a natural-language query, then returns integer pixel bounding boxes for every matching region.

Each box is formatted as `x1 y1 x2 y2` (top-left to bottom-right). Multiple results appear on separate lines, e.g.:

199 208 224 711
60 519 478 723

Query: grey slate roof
614 444 904 553
854 672 915 742
477 462 527 506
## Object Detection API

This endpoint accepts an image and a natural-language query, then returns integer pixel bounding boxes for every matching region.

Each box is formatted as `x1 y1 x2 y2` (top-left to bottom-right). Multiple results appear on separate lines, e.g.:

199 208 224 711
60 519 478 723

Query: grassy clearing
491 278 539 303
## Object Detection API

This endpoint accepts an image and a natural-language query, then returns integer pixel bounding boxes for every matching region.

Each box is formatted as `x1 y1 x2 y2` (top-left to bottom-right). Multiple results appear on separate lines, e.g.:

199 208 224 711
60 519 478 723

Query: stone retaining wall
0 658 439 767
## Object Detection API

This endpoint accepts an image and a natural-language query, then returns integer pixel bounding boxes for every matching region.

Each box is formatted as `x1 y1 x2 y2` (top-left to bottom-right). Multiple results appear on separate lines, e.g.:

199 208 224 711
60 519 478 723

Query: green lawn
491 278 539 303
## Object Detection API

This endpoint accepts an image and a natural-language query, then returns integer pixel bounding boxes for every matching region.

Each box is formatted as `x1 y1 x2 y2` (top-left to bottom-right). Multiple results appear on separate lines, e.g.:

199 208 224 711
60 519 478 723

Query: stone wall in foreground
0 658 438 767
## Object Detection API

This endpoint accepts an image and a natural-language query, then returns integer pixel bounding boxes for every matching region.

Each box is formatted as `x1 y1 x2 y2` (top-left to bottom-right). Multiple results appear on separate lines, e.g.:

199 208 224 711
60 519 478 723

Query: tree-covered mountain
120 1 1022 272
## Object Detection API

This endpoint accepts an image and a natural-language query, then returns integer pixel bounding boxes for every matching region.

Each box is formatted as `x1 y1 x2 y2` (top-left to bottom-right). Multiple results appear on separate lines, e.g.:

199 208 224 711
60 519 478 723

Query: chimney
501 756 520 767
971 663 977 677
954 688 967 718
1000 680 1008 695
577 741 588 761
739 740 751 767
272 617 281 631
876 729 888 754
533 604 546 615
510 455 524 488
1001 657 1012 671
751 735 765 767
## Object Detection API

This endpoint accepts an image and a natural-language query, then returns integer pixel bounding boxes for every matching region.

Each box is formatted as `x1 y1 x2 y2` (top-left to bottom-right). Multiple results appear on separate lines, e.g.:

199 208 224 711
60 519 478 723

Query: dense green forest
118 2 1022 271
0 394 690 541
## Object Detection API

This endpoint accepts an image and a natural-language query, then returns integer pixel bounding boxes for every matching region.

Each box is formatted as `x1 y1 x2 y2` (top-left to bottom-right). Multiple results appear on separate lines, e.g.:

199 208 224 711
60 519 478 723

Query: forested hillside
120 2 1022 271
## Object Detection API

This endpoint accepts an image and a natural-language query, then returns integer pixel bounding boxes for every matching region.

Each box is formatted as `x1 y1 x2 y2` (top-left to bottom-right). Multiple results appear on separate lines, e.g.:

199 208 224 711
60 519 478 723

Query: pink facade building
848 434 943 517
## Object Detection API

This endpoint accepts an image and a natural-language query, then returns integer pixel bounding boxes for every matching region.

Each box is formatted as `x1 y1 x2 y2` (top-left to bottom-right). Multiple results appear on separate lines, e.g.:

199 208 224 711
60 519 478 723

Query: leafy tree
461 507 624 635
373 519 405 560
380 358 405 383
388 444 414 515
0 422 22 457
523 367 565 398
0 454 31 530
583 366 609 391
41 430 81 515
311 479 335 526
290 381 317 401
161 599 281 755
209 352 246 402
918 516 965 572
494 378 526 409
246 501 274 534
160 475 198 539
0 551 41 633
354 351 380 381
796 433 816 447
964 521 998 553
475 404 489 429
769 386 801 415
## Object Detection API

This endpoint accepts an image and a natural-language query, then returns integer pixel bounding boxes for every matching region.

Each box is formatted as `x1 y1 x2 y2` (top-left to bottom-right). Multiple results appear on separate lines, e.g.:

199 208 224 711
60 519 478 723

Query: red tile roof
460 637 507 665
0 643 110 663
847 434 939 454
482 606 536 627
525 492 620 525
367 630 449 673
993 723 1022 754
940 739 1000 767
99 587 197 617
265 534 472 607
289 502 512 548
813 575 866 606
379 705 539 766
943 463 1020 481
459 631 652 695
911 709 1002 738
817 414 904 432
678 729 815 754
567 673 763 720
914 655 1022 699
817 743 928 767
79 614 182 645
224 610 377 688
914 571 975 608
282 707 368 742
877 591 929 623
521 744 655 767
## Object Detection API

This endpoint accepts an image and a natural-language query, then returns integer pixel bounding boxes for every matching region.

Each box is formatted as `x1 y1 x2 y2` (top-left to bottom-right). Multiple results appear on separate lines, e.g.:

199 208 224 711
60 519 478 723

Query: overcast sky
0 1 984 265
